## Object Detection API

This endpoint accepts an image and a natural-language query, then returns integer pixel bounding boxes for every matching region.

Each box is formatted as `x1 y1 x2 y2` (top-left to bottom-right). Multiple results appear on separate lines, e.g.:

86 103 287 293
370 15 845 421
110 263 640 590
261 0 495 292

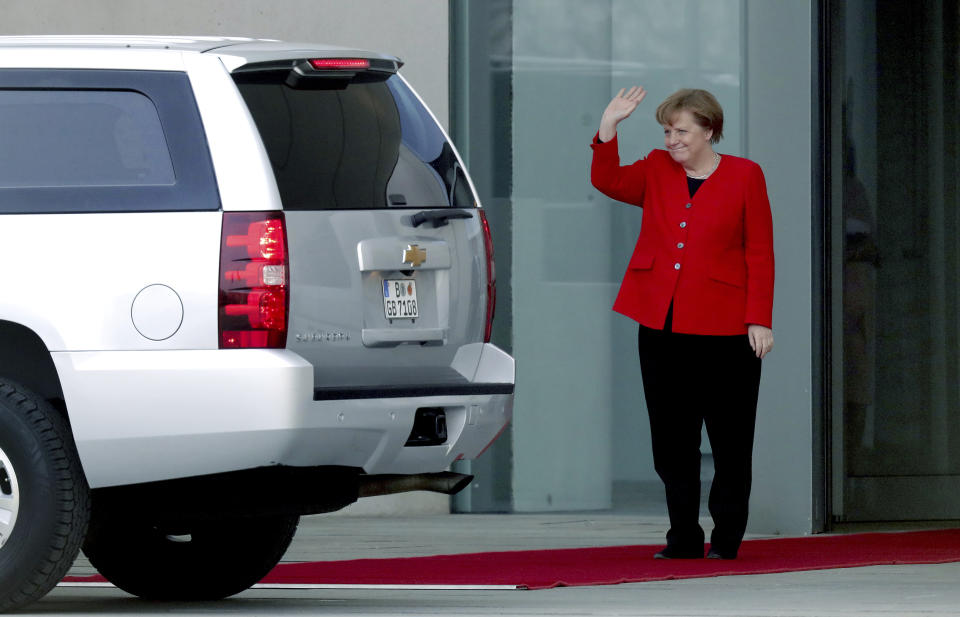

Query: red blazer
590 134 774 335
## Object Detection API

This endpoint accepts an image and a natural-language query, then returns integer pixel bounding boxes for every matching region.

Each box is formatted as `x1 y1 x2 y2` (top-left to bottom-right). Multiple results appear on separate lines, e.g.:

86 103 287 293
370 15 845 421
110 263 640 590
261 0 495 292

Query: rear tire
83 511 298 600
0 379 90 612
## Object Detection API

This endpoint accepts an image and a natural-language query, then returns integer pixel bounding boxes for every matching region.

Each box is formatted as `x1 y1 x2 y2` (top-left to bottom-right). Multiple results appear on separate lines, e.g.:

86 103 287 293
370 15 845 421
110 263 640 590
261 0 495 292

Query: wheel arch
0 320 66 412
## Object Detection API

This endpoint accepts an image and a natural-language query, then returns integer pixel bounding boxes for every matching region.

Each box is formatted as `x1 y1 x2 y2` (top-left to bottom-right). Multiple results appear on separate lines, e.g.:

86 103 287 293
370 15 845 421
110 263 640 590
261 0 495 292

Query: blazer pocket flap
709 263 747 287
627 252 656 270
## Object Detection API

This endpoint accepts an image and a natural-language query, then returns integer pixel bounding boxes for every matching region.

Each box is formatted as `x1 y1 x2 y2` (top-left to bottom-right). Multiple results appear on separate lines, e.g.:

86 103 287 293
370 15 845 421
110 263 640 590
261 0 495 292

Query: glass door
828 0 960 521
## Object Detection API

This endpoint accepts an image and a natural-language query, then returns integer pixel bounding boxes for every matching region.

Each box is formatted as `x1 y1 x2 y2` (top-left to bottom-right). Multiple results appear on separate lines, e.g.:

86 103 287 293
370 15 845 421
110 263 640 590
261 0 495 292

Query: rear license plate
383 279 419 320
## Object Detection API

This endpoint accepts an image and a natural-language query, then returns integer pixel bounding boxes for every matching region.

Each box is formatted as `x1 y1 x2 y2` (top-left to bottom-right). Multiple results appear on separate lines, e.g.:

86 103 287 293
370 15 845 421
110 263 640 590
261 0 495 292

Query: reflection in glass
835 0 960 521
237 75 465 210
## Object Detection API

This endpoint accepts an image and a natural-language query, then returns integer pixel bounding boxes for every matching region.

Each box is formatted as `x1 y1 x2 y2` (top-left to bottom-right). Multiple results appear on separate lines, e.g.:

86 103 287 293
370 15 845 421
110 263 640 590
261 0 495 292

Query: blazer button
677 242 685 249
685 203 692 209
680 222 687 228
674 263 681 270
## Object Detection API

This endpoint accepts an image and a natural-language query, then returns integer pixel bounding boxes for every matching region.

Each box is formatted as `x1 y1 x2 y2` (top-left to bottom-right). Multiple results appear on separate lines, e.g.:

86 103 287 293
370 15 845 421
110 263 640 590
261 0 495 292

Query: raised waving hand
599 86 646 142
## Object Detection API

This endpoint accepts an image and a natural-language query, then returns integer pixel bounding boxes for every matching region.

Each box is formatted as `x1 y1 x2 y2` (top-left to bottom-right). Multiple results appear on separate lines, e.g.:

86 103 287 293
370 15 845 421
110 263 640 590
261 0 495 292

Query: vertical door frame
812 0 832 533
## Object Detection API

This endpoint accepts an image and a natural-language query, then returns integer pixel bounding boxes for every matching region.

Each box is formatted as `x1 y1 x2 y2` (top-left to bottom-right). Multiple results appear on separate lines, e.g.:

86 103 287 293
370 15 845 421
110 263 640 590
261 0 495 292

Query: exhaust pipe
359 472 473 498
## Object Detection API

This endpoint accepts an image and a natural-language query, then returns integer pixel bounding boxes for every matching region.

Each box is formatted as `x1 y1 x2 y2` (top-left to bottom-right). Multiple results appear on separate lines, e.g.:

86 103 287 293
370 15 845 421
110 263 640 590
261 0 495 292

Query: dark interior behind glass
0 90 174 188
236 73 473 210
0 70 219 214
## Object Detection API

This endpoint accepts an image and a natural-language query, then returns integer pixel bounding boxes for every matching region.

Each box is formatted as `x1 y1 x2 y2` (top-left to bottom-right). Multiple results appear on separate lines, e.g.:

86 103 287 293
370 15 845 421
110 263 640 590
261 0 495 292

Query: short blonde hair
655 89 724 144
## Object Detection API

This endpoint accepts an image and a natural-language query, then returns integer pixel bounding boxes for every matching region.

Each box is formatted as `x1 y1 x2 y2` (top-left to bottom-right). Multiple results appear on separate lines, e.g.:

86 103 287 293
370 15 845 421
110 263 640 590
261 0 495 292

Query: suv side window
0 70 219 213
0 90 174 188
236 73 471 210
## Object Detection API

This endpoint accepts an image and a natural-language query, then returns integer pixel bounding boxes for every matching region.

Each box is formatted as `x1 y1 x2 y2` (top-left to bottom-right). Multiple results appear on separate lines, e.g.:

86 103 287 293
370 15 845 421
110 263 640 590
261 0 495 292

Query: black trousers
637 319 761 557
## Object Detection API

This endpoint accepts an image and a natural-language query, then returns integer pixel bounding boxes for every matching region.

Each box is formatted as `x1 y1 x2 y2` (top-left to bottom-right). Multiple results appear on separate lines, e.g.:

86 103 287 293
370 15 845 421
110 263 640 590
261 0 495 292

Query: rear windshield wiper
410 209 474 228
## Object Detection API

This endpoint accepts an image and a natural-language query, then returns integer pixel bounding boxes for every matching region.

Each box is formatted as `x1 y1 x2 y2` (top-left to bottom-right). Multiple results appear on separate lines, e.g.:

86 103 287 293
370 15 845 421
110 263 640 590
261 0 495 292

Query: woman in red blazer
591 87 774 560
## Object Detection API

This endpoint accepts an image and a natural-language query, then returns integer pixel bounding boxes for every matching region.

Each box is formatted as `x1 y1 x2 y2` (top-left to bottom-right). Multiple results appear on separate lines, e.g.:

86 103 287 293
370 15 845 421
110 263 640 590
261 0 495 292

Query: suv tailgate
231 58 491 393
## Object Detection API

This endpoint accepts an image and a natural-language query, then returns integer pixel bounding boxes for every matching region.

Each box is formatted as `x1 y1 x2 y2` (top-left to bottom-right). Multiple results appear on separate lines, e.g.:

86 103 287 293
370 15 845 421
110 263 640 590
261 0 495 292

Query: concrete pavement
49 501 960 617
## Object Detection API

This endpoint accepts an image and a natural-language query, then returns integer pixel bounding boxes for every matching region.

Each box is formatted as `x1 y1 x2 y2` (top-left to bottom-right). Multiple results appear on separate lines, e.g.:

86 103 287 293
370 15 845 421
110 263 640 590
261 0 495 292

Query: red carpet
64 529 960 590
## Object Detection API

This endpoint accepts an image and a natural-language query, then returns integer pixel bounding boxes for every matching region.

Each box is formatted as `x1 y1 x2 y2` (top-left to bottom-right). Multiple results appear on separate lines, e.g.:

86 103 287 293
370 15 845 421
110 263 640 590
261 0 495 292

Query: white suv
0 36 513 610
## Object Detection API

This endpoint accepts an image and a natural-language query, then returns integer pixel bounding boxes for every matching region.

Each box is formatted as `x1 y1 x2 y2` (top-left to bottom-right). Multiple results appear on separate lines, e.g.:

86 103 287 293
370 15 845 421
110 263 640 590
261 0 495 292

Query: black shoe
706 548 736 560
654 546 704 559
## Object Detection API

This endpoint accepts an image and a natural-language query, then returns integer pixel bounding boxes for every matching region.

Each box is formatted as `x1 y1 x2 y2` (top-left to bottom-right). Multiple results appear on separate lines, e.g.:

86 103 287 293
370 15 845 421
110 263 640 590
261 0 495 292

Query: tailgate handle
410 209 473 228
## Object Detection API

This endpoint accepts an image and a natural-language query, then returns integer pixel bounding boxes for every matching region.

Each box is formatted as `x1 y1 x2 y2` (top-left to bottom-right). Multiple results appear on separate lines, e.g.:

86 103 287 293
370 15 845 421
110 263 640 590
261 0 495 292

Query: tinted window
0 70 219 214
0 90 174 188
237 74 473 210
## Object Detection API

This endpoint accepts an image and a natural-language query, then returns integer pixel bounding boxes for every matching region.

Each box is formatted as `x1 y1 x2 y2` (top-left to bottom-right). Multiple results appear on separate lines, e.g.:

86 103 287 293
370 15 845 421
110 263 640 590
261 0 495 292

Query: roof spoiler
232 56 402 89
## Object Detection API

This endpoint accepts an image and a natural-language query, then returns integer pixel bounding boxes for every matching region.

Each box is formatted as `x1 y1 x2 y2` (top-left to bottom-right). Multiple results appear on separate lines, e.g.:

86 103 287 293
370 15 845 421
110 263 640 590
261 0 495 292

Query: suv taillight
479 210 496 343
219 212 289 349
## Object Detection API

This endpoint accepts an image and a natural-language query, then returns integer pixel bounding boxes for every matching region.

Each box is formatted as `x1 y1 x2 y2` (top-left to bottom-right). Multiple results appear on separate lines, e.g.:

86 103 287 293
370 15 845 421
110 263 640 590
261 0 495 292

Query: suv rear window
236 74 473 210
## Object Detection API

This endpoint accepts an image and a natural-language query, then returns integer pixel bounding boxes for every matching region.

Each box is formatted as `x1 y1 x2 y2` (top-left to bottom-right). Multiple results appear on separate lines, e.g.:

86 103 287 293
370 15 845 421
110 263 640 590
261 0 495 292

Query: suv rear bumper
52 345 513 488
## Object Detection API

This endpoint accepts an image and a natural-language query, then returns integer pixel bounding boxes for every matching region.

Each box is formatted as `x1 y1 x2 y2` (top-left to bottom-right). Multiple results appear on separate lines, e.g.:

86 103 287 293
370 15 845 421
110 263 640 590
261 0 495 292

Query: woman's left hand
747 325 774 359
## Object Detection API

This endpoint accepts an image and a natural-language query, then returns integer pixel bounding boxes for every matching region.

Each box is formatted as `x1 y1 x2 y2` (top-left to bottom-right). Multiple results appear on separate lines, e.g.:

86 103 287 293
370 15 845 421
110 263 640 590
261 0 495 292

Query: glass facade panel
508 0 742 510
831 0 960 521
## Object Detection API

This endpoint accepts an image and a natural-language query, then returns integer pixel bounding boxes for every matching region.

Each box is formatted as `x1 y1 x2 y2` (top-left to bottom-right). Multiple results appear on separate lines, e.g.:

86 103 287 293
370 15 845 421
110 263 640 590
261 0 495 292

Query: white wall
0 0 450 127
744 0 815 535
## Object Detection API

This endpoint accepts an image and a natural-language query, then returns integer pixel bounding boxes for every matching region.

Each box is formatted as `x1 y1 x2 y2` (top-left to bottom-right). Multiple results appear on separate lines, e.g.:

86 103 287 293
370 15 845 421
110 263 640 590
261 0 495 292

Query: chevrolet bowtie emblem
402 244 427 267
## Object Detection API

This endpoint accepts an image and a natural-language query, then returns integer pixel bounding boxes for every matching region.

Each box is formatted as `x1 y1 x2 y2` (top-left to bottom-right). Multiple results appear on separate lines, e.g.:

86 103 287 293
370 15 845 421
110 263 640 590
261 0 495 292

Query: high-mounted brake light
479 210 496 343
219 212 289 349
309 58 371 70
